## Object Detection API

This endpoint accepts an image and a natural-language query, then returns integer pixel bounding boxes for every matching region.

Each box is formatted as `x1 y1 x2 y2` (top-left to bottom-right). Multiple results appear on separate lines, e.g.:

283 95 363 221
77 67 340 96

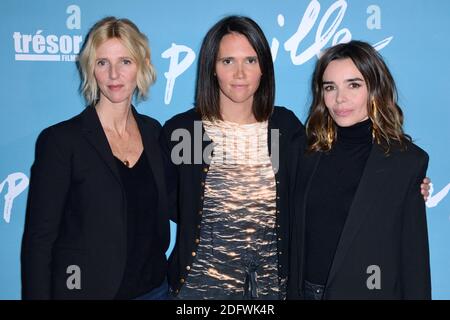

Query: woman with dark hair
21 17 170 300
287 40 431 299
161 15 303 300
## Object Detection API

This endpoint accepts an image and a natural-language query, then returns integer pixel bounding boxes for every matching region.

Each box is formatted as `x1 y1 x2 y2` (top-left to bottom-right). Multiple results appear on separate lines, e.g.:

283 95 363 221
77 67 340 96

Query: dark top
287 119 430 299
113 152 167 299
21 106 171 299
305 119 373 285
160 106 305 296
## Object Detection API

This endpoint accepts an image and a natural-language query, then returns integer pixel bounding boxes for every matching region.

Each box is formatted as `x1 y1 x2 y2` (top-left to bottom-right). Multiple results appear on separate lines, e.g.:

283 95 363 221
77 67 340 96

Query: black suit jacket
21 106 170 299
287 139 431 299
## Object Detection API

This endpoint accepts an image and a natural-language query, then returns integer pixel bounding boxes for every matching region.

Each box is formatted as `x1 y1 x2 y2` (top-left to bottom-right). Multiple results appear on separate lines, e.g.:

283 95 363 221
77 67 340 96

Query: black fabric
114 153 166 299
160 106 305 296
21 106 170 299
287 133 431 299
305 119 372 285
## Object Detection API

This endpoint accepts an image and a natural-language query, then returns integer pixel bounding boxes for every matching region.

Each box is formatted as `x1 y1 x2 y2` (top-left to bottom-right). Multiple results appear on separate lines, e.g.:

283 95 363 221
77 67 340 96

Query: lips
333 109 353 117
108 84 124 91
231 84 248 88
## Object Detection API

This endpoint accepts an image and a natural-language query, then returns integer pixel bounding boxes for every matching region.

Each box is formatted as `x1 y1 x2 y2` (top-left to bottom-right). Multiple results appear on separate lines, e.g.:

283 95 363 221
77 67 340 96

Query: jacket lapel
325 144 391 290
268 116 280 173
133 108 165 202
80 106 123 187
295 149 321 292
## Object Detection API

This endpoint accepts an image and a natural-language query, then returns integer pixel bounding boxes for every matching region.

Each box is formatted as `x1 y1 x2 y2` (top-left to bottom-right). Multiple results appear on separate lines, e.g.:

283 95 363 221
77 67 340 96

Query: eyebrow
345 77 364 82
95 56 133 60
322 77 365 85
217 55 258 60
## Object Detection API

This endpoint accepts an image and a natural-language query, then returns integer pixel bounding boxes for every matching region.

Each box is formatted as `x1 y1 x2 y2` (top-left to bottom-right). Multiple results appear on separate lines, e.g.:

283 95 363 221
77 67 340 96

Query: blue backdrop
1 0 449 299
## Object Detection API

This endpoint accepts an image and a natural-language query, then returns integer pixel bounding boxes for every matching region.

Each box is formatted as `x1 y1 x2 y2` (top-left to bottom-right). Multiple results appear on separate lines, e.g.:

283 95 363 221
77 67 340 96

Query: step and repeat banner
1 0 449 299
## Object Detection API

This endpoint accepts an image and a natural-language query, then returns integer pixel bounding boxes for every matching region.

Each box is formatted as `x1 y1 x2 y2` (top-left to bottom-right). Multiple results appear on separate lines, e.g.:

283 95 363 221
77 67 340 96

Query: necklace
106 129 133 167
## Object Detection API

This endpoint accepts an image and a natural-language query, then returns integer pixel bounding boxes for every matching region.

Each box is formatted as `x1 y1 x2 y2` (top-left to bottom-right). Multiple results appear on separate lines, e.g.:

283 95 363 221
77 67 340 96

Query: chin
334 118 358 127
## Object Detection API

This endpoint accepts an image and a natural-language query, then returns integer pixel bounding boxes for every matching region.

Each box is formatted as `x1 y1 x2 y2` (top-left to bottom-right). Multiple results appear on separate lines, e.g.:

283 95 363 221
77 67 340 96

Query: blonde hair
78 17 156 105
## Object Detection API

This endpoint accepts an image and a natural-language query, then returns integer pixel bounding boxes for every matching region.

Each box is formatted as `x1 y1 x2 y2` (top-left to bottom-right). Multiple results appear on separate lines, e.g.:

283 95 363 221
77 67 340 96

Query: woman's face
215 32 262 111
94 38 138 106
322 58 369 127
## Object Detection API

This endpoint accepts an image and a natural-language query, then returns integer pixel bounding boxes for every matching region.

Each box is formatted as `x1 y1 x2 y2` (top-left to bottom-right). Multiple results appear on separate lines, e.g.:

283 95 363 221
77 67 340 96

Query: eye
221 58 233 65
349 82 361 89
323 85 335 92
247 57 258 64
122 58 133 65
96 59 107 66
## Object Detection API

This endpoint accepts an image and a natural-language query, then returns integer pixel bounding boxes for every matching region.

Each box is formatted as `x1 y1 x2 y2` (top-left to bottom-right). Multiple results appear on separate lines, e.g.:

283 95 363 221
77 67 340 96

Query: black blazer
160 107 304 295
287 139 431 299
21 106 170 299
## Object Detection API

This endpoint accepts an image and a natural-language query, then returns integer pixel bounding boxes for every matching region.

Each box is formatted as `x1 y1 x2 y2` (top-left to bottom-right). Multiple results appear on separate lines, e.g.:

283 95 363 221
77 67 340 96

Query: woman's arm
159 123 179 223
401 154 432 299
21 127 71 300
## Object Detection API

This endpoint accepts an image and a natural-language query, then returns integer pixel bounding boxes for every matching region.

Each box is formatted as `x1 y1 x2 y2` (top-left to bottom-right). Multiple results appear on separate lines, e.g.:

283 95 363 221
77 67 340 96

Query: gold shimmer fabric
178 120 281 300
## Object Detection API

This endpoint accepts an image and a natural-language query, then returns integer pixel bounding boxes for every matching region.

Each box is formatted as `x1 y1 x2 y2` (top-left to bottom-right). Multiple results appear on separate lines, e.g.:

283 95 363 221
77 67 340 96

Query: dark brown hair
195 15 274 122
306 40 411 153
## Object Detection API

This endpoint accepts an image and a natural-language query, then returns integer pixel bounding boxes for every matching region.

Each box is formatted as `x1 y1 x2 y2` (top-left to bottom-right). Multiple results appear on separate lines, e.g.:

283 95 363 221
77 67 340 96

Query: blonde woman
21 17 170 300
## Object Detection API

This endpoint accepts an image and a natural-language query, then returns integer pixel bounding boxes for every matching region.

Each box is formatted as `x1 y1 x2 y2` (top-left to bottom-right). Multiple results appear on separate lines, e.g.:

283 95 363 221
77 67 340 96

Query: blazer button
195 238 200 244
192 252 196 257
203 167 208 173
180 278 185 284
201 182 205 187
278 237 282 241
198 210 202 215
186 266 191 271
197 225 201 229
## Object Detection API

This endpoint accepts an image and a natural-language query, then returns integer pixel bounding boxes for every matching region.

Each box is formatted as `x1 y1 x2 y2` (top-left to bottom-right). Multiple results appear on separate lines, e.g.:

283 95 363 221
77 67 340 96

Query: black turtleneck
305 118 373 286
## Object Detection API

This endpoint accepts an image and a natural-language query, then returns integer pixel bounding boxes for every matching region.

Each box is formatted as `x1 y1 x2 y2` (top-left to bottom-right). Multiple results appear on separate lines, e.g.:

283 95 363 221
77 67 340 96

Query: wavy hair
78 17 156 105
306 40 411 154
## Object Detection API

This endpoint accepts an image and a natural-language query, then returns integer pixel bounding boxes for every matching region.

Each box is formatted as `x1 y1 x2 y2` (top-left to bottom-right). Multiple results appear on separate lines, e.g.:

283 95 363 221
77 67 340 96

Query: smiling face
215 32 262 112
322 58 369 127
94 38 138 106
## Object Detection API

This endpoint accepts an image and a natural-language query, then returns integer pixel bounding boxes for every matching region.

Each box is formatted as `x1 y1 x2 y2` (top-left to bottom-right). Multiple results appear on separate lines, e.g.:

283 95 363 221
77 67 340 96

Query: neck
336 118 372 145
220 103 257 124
95 100 133 135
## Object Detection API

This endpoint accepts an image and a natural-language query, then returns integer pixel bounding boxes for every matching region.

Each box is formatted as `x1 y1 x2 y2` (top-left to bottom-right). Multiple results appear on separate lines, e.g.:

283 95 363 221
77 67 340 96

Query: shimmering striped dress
177 119 281 300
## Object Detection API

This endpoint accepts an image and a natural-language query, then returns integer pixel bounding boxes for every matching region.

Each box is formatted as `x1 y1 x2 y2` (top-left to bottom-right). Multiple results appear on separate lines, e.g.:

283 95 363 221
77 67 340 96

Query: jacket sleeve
159 123 179 223
401 153 431 299
21 127 71 300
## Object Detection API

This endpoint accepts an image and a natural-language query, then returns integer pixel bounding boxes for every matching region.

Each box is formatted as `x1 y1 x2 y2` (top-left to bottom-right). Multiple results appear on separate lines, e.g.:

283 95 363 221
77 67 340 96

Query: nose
335 88 347 104
234 62 245 79
109 64 119 80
